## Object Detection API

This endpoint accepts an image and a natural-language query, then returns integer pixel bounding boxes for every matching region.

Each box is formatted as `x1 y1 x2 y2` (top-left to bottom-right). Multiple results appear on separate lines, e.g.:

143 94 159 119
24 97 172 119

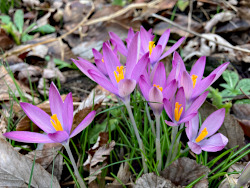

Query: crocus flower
167 52 229 103
185 108 228 154
4 82 96 144
110 26 185 65
139 62 177 115
164 87 208 126
73 33 149 103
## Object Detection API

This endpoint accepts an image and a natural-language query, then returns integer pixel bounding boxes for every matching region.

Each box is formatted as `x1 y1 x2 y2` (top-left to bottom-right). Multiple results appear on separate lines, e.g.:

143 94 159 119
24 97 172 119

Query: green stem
64 142 86 188
155 114 162 171
124 101 148 173
145 103 155 136
166 126 178 167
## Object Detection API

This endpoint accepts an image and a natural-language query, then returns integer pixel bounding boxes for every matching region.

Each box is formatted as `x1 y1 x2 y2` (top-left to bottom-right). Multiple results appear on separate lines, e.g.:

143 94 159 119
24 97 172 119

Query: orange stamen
174 102 183 122
149 41 155 55
153 84 163 92
191 74 198 88
114 66 125 83
50 114 63 131
195 127 208 143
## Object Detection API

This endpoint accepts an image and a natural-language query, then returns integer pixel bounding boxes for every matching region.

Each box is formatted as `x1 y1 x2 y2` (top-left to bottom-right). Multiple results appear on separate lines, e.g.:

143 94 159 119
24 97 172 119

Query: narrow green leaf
14 9 24 33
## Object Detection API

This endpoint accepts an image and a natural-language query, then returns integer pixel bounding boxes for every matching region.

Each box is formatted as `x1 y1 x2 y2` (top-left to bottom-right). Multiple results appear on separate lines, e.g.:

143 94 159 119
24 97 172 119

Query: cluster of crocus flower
71 26 229 171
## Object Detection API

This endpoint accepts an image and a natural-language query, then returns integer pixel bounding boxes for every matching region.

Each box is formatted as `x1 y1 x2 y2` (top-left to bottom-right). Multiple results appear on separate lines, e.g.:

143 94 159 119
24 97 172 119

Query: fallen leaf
0 28 14 51
107 162 132 187
26 143 63 181
0 66 31 101
26 45 49 59
200 102 245 151
84 132 115 183
204 11 235 32
134 173 178 188
232 103 250 137
216 18 250 34
160 157 210 187
0 135 60 187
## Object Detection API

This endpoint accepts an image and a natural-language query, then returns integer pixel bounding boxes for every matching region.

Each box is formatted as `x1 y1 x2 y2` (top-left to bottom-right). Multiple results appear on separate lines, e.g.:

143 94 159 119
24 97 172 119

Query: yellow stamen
174 102 183 122
191 74 198 88
149 41 155 55
195 127 208 143
101 58 104 63
114 66 125 83
153 84 163 92
50 114 63 131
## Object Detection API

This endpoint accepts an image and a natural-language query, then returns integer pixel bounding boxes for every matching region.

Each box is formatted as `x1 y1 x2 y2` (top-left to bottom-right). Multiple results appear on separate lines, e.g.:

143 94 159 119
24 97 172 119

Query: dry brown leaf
134 173 179 188
232 103 250 137
0 135 60 187
204 11 235 32
200 102 245 151
0 66 31 101
84 132 115 183
160 157 209 187
26 143 63 181
0 28 14 51
106 162 132 188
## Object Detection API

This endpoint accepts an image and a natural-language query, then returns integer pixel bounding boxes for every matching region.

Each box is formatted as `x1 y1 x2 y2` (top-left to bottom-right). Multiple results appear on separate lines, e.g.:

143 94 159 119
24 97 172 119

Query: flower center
153 84 163 92
101 58 104 63
114 66 125 83
50 114 63 131
191 74 198 88
195 127 208 143
174 102 183 122
149 41 155 55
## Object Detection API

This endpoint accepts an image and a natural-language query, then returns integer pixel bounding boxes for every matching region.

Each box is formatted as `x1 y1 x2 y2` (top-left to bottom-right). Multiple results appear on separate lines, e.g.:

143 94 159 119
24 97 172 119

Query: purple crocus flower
185 109 228 154
110 26 185 65
167 52 229 103
73 33 149 103
4 83 96 144
139 62 177 115
164 87 208 126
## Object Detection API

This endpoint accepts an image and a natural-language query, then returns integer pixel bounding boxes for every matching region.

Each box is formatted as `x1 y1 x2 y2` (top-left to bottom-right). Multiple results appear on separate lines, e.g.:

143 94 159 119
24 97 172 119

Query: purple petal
139 26 153 54
185 114 199 141
72 58 97 81
88 69 118 95
166 66 176 85
192 74 216 99
165 120 178 126
163 98 173 121
199 108 225 138
4 131 54 143
109 32 127 56
153 62 166 87
181 71 193 101
179 112 197 124
190 56 206 85
148 86 163 115
159 37 185 60
92 48 102 59
185 91 209 116
200 133 228 152
95 59 108 76
157 29 170 50
150 45 162 65
162 79 177 100
118 79 136 98
209 62 229 84
172 51 186 73
125 28 135 49
49 82 63 124
70 111 96 138
62 93 73 134
188 141 202 154
139 75 151 101
175 87 186 113
125 33 140 78
48 131 69 143
131 53 149 82
103 43 121 86
20 102 54 133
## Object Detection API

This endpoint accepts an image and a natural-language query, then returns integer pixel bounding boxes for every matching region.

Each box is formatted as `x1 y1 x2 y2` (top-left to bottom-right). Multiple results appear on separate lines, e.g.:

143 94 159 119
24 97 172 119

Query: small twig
240 88 250 99
151 13 250 54
0 0 162 59
186 0 193 38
